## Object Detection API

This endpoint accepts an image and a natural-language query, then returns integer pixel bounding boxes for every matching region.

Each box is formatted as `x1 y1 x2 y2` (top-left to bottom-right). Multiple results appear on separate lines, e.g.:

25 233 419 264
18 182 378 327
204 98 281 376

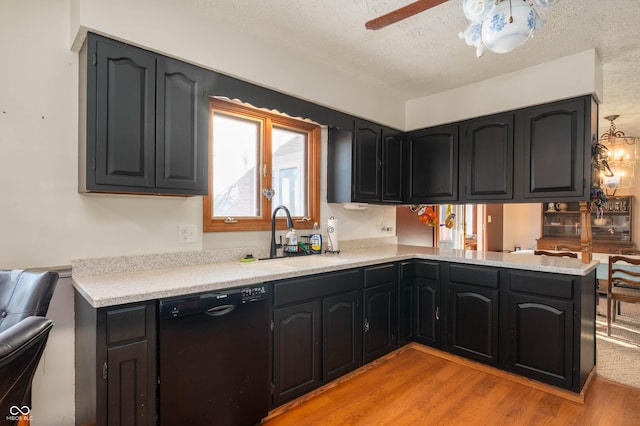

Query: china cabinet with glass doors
537 196 634 253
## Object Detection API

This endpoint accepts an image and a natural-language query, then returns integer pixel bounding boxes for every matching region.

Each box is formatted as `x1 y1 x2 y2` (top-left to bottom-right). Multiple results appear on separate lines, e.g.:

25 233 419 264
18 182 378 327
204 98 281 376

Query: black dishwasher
158 285 270 426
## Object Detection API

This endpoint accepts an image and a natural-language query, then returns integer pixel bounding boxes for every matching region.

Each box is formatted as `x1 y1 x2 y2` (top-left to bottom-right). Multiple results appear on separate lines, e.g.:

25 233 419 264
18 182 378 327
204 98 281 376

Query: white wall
31 270 75 426
503 203 543 252
405 49 603 130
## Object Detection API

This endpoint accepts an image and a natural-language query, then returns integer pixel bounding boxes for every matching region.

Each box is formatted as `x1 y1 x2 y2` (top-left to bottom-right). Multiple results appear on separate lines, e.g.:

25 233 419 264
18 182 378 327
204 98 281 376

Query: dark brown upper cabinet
406 123 459 203
521 96 596 201
327 120 403 204
83 33 208 195
405 95 595 205
353 121 381 202
381 128 404 203
461 112 514 201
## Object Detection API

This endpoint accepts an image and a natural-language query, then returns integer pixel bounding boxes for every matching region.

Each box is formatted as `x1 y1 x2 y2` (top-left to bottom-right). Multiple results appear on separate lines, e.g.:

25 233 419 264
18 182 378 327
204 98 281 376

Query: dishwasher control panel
160 285 270 318
241 285 268 302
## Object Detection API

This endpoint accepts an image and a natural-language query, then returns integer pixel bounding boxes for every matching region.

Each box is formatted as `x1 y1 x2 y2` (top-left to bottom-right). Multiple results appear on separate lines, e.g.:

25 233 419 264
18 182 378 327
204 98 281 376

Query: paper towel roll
326 217 339 252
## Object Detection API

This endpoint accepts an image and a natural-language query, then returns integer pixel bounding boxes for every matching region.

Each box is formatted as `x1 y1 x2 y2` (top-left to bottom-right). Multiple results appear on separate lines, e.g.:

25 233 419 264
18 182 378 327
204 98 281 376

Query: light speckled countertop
72 245 598 308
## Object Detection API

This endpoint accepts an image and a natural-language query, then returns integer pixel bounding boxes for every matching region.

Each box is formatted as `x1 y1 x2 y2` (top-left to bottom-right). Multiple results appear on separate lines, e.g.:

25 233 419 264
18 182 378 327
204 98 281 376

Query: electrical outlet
178 224 198 243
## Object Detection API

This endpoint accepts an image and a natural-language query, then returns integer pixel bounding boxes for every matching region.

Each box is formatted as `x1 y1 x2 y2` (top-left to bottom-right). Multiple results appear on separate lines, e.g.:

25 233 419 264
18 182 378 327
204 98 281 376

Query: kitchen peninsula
73 243 597 425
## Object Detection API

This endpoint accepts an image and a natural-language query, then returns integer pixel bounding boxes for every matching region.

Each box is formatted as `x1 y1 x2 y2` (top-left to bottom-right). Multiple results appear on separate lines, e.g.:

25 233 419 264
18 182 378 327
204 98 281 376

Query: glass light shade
481 0 542 54
602 164 635 190
601 137 638 163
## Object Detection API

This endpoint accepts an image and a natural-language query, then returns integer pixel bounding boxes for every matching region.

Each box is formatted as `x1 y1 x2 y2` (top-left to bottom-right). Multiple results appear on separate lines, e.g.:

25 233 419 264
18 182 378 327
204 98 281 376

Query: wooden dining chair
534 250 578 258
607 256 640 336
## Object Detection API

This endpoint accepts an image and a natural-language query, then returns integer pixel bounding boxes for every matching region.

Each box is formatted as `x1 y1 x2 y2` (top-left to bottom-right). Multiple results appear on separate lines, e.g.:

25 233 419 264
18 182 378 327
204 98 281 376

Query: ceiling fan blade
365 0 449 30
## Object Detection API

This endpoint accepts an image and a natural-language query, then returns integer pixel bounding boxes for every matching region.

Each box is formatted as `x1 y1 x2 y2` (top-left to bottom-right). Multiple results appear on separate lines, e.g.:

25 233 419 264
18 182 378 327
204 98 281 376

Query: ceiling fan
365 0 558 57
364 0 448 30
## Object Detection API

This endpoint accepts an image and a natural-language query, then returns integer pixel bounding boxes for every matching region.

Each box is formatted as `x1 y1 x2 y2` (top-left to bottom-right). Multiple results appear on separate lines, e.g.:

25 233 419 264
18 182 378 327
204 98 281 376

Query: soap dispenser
284 228 298 253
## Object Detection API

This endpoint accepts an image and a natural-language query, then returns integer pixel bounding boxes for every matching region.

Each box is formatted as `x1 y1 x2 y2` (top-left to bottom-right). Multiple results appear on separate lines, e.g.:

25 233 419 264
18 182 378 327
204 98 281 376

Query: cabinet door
415 260 441 348
381 128 404 203
522 98 586 199
447 265 500 366
155 58 208 193
363 282 397 363
448 283 499 366
508 294 574 388
98 302 156 426
323 291 362 382
106 341 151 426
462 113 514 201
93 38 156 189
327 126 354 203
273 301 321 405
407 124 459 203
353 120 382 202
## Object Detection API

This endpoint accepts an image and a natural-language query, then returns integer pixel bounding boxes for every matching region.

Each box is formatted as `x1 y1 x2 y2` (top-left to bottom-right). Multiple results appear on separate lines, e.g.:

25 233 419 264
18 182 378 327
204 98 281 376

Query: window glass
212 113 261 217
272 127 306 217
204 99 320 232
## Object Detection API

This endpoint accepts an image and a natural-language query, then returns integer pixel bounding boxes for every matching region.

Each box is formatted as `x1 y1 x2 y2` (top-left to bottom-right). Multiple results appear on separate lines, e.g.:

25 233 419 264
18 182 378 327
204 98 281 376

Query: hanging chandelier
599 115 638 190
459 0 559 58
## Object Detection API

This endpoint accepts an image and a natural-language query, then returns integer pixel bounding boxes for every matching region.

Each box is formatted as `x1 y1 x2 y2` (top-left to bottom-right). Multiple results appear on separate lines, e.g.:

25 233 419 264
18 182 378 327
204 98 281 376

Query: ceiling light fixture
599 115 638 190
459 0 558 58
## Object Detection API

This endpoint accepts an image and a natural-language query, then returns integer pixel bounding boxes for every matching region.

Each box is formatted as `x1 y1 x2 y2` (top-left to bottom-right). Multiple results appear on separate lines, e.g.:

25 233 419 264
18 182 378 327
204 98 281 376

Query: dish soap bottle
310 222 322 254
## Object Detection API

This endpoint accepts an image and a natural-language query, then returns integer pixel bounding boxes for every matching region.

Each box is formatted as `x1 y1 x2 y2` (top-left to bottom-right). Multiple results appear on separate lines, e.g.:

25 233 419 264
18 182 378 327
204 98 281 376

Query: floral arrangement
590 187 608 219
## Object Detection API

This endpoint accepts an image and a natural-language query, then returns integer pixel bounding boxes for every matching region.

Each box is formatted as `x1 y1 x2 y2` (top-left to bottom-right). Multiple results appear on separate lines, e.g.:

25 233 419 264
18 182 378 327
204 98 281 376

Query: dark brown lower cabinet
508 294 573 387
363 283 397 363
414 260 441 348
323 290 362 382
447 264 500 366
271 269 362 407
363 264 398 363
74 293 156 426
507 270 590 390
272 300 322 406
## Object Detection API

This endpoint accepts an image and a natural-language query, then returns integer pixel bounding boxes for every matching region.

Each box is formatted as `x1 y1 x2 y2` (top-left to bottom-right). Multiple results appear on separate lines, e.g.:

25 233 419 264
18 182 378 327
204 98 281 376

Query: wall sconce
599 115 638 190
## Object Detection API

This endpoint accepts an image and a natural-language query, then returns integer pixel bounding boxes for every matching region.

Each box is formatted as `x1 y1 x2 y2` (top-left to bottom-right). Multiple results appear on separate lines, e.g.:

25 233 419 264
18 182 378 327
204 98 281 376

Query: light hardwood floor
264 344 640 425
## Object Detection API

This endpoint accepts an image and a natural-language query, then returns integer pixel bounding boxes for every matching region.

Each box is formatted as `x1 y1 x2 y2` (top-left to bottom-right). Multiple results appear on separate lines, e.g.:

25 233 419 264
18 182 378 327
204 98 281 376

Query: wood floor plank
265 344 640 425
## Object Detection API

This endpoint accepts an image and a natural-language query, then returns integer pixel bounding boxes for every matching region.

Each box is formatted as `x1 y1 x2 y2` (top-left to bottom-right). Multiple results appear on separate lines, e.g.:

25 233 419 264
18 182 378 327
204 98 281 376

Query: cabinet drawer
364 264 396 288
106 305 148 345
415 260 439 280
274 269 360 307
510 271 574 299
449 264 499 288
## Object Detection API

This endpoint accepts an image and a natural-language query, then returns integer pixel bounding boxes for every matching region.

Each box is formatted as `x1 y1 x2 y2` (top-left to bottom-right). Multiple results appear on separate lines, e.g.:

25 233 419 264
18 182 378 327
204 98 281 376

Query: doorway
435 204 503 252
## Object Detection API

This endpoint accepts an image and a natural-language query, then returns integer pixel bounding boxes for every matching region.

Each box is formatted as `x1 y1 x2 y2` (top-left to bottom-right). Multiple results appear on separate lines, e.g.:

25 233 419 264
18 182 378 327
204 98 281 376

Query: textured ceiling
197 0 640 136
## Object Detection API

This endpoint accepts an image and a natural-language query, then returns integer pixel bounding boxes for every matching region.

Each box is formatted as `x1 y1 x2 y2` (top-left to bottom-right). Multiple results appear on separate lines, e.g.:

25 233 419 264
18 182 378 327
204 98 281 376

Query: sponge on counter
240 254 257 262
